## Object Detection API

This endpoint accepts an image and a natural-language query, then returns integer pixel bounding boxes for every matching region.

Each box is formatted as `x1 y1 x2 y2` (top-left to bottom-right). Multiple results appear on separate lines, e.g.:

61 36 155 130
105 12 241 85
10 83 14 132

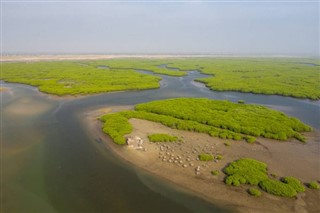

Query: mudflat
84 106 320 213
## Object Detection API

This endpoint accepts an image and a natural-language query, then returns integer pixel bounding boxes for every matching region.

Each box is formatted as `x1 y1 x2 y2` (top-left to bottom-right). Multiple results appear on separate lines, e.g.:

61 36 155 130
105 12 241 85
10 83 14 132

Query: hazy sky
2 1 319 56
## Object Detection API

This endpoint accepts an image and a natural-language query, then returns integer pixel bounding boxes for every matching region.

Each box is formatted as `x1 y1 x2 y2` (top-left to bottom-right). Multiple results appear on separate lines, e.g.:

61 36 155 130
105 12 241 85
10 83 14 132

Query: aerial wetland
1 57 320 213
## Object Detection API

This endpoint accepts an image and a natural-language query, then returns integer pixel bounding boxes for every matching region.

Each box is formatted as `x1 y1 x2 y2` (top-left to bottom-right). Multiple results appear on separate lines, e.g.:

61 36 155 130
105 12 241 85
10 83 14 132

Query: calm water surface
1 71 319 213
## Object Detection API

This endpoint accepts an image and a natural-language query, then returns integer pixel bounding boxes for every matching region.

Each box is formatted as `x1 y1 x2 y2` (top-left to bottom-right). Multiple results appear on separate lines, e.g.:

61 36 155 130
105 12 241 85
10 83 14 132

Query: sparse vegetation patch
148 133 179 142
215 155 223 160
308 181 320 189
211 170 220 176
224 141 231 147
248 188 261 197
199 153 214 161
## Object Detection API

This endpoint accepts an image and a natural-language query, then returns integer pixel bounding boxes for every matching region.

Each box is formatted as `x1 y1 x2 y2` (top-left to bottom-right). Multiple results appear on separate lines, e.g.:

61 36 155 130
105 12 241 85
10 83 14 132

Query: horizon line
2 52 319 58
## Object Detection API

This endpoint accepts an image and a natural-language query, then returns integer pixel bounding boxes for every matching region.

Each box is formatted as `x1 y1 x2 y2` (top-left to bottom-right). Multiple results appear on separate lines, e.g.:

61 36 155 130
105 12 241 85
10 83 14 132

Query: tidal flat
86 110 320 213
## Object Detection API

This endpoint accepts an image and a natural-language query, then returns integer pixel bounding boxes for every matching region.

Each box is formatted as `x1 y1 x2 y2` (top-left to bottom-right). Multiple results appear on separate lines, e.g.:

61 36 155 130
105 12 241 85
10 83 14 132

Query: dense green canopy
101 98 311 145
1 61 161 96
165 58 320 100
2 58 319 99
224 158 306 198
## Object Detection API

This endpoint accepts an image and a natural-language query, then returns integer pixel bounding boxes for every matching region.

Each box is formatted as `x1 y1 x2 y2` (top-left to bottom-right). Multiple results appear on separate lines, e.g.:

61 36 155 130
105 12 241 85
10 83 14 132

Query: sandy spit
83 106 320 213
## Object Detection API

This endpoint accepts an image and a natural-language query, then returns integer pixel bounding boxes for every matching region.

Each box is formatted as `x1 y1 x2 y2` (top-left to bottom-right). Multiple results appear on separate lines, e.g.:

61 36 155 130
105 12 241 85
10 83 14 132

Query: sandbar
84 106 320 213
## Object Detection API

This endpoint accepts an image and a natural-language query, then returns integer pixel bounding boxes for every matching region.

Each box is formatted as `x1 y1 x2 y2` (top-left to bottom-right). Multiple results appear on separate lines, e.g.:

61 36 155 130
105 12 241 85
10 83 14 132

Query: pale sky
2 1 319 56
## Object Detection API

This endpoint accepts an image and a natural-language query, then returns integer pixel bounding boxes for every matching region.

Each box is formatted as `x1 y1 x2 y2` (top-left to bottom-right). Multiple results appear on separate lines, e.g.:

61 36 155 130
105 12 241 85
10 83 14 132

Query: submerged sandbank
84 106 320 213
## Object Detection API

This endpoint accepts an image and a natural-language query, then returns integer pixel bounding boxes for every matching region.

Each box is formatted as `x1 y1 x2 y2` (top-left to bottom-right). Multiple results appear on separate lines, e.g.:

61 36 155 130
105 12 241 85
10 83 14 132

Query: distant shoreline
0 54 311 62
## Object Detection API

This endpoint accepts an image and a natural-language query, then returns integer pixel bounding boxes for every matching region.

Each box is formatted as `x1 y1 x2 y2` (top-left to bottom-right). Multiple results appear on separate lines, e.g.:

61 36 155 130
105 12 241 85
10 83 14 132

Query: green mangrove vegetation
211 170 220 176
148 134 179 142
1 61 161 96
198 153 214 161
134 98 311 142
2 58 319 99
100 98 311 145
100 114 132 145
308 181 320 189
224 158 268 186
224 141 231 147
216 155 223 160
101 110 245 145
86 59 187 76
258 179 298 198
166 58 320 100
224 158 308 198
282 176 305 192
247 188 262 197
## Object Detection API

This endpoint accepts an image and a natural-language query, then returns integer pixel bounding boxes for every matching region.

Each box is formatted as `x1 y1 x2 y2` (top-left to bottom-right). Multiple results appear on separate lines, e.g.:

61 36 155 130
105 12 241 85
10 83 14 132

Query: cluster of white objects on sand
126 136 147 151
126 137 223 176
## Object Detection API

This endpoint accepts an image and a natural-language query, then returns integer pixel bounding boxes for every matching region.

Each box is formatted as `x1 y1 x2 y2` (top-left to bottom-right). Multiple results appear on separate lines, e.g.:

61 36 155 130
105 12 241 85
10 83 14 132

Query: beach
84 106 320 213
